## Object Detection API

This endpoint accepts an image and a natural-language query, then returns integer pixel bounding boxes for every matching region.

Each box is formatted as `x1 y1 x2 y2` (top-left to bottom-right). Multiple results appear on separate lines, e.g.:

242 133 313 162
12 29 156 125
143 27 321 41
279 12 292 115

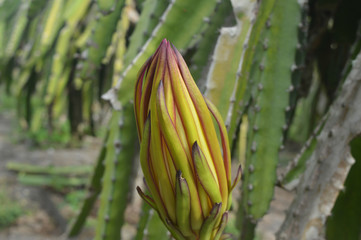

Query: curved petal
171 46 228 208
139 114 168 221
192 141 222 205
205 98 232 189
156 80 204 231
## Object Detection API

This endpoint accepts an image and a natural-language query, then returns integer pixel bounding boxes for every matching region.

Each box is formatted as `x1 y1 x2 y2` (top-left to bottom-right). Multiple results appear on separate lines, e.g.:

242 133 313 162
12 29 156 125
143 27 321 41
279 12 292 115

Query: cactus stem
251 141 257 153
248 184 254 191
248 165 255 173
259 64 265 71
291 64 298 72
263 40 269 50
287 85 295 92
203 17 210 23
159 16 165 23
266 18 271 28
114 140 121 148
253 125 259 132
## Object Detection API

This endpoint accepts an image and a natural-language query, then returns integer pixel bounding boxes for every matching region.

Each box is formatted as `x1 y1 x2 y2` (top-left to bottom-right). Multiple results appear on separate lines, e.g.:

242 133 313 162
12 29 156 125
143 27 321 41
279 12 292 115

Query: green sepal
199 203 222 240
214 212 229 240
165 218 186 240
231 165 242 192
175 171 193 237
137 186 157 211
192 141 222 205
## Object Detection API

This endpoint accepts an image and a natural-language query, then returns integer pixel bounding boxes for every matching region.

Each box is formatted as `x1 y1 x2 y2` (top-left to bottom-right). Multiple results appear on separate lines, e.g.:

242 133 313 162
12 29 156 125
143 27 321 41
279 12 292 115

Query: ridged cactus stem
124 0 169 66
103 0 221 108
204 0 257 125
95 104 138 240
68 131 109 237
235 1 303 238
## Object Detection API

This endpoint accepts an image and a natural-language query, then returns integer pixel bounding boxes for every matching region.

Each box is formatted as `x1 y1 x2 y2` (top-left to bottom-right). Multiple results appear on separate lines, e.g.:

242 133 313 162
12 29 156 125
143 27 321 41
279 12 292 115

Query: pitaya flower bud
134 39 241 239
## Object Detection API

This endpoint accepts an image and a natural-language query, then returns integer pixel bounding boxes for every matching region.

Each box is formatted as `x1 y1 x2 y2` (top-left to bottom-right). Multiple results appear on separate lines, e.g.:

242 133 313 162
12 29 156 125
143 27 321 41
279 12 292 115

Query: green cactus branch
68 130 109 237
103 0 221 108
95 104 138 240
1 0 361 239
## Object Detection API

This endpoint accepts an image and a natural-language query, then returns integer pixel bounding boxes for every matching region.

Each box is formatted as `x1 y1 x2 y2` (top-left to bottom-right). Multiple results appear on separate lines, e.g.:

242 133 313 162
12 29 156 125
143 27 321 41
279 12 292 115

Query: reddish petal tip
160 39 169 49
192 141 200 157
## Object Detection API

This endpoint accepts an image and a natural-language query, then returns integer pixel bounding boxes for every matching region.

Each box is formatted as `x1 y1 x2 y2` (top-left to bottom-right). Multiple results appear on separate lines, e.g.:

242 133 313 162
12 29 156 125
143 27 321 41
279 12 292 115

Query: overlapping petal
134 39 241 239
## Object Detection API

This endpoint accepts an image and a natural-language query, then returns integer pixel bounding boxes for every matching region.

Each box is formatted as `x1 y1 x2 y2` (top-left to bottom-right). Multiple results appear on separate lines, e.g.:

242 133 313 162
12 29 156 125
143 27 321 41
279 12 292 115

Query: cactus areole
134 39 241 239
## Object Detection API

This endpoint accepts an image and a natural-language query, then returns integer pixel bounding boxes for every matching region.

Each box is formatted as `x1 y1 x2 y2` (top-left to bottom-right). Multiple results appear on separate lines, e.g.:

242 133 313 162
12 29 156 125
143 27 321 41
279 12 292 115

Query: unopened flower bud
134 39 241 239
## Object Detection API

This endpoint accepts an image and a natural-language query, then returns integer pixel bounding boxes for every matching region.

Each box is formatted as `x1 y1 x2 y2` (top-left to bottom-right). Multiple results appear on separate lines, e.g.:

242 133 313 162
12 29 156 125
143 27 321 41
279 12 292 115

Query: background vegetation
0 0 361 239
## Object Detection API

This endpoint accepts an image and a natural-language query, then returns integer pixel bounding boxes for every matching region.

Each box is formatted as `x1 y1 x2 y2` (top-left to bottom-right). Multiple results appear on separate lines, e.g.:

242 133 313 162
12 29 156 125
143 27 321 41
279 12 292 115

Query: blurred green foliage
0 0 361 239
0 189 23 229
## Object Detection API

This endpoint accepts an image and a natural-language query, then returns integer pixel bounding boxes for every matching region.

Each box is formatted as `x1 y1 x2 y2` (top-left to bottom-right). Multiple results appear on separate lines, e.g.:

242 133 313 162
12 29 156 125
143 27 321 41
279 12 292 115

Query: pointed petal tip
136 186 148 200
136 186 143 194
159 39 169 51
239 164 243 176
157 79 164 90
192 141 199 152
231 164 242 191
206 202 222 220
156 80 165 106
176 170 182 179
212 202 222 213
222 211 229 219
145 110 151 123
171 42 180 53
191 141 202 161
159 38 178 53
137 186 157 210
